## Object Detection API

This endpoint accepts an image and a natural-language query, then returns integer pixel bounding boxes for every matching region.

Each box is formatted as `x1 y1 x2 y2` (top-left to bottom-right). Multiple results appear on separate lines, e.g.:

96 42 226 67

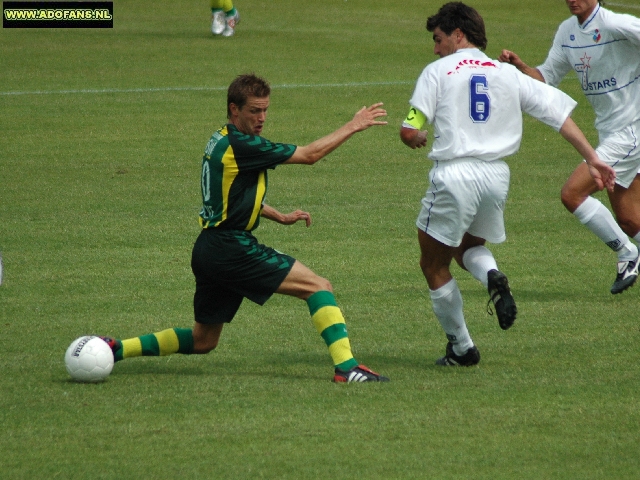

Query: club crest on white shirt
575 53 592 89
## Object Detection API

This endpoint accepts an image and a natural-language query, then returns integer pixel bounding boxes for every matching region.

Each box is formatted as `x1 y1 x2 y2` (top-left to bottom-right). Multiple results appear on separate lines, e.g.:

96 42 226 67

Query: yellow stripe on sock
328 338 354 366
155 329 180 356
122 338 142 359
311 306 345 334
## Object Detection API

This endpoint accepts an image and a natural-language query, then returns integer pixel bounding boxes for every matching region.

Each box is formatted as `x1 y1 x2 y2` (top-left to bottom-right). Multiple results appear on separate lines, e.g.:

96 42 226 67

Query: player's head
426 2 487 52
565 0 600 22
227 74 271 136
227 74 271 119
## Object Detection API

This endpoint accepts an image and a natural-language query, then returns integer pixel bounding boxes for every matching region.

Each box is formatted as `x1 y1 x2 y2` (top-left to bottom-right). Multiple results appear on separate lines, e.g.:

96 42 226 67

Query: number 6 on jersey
470 74 490 123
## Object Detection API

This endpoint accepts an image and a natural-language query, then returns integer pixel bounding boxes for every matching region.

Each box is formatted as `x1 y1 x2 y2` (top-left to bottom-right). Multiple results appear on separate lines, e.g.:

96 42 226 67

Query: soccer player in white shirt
500 0 640 294
400 2 615 366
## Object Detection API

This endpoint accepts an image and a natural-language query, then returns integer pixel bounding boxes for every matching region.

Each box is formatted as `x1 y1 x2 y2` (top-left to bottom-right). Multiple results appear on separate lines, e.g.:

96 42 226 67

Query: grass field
2 0 640 478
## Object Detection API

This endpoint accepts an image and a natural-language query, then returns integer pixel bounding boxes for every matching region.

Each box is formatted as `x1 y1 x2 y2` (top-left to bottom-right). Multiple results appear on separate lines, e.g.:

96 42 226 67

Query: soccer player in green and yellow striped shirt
101 74 389 383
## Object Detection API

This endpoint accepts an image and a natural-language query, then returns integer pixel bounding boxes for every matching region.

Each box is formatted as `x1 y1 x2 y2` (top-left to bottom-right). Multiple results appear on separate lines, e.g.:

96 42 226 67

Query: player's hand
411 130 428 149
498 49 524 68
498 49 517 63
588 160 616 193
400 127 428 149
280 210 312 227
350 103 388 132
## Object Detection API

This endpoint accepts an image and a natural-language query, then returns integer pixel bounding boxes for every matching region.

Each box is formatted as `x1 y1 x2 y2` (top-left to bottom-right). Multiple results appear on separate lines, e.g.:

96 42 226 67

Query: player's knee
561 171 599 213
192 326 222 354
201 345 217 354
314 276 333 293
452 253 465 270
419 256 438 281
288 276 334 300
560 184 581 212
194 339 218 354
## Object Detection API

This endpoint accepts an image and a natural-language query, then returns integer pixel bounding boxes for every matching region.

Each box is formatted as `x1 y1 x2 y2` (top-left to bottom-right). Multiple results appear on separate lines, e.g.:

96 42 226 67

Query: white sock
429 278 473 355
633 232 640 259
573 197 637 261
462 245 498 288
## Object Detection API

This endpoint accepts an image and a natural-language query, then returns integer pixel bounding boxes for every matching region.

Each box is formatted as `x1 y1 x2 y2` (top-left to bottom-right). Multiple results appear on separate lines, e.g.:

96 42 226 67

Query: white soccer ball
65 336 114 383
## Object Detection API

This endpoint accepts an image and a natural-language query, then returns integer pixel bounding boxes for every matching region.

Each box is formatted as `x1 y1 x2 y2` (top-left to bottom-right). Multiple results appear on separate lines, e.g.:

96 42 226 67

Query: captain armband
402 107 427 130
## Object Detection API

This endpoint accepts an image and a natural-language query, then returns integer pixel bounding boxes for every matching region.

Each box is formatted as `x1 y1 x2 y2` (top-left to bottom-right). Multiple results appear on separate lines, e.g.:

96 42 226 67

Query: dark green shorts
190 229 295 324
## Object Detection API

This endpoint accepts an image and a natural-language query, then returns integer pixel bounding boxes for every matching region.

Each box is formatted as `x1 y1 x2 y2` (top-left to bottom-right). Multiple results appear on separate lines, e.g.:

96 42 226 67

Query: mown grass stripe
0 80 414 97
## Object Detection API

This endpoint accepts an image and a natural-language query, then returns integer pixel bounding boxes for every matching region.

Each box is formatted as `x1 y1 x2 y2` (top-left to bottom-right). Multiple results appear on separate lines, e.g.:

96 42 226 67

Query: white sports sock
462 245 498 288
429 278 473 355
633 232 640 258
573 197 637 261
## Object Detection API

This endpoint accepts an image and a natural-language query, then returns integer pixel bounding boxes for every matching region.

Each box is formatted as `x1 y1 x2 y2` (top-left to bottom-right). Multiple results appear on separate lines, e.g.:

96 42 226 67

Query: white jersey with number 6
409 48 577 163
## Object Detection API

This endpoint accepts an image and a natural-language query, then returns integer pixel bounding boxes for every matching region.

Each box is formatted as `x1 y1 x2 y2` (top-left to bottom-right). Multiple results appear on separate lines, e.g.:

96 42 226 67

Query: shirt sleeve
608 10 640 48
409 66 438 125
518 70 577 131
228 127 297 171
537 24 573 87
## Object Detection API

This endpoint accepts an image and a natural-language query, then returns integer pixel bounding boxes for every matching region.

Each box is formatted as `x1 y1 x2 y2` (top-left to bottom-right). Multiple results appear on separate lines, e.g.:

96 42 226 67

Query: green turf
1 0 639 478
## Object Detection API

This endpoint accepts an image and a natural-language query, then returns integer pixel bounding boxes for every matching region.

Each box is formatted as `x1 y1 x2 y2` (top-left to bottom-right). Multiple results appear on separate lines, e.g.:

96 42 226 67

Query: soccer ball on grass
65 336 114 382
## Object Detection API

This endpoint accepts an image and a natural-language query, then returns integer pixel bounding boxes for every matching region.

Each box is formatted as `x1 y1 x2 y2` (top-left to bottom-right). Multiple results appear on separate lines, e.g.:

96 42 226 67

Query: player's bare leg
608 175 640 293
418 230 478 365
275 260 332 299
561 161 600 212
192 322 224 353
277 260 388 382
563 163 639 293
609 175 640 238
418 229 455 290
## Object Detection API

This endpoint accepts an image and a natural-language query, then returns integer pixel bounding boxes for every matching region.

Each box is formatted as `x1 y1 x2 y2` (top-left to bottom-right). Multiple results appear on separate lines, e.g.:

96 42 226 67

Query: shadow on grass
56 348 490 386
462 287 611 303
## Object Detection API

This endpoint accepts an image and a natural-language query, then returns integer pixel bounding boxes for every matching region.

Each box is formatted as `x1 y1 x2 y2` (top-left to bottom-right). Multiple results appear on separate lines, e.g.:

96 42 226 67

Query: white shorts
416 159 510 247
597 118 640 188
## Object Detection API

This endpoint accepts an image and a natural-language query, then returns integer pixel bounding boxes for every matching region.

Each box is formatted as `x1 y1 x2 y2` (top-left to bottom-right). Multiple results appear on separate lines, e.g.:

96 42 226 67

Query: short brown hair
426 2 488 51
227 74 271 119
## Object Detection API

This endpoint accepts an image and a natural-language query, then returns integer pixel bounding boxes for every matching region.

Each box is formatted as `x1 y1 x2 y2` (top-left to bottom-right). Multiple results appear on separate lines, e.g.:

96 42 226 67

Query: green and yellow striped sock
113 328 194 362
307 291 358 372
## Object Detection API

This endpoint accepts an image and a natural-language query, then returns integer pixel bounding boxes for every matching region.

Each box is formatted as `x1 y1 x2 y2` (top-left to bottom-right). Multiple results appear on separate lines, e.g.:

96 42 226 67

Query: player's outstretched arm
499 49 546 82
559 117 616 192
261 204 311 227
285 103 387 165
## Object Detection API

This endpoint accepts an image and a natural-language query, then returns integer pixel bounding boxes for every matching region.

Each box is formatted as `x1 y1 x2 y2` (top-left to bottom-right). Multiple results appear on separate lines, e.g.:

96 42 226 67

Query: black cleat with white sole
487 269 517 330
435 342 480 366
333 365 389 383
611 253 640 294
